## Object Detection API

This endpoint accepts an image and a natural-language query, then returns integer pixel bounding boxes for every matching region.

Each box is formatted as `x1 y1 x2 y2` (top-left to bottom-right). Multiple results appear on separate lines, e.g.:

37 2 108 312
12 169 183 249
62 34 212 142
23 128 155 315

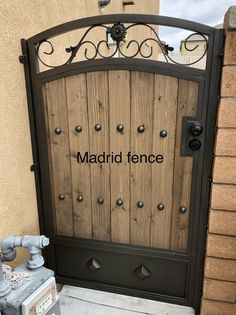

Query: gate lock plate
181 117 204 156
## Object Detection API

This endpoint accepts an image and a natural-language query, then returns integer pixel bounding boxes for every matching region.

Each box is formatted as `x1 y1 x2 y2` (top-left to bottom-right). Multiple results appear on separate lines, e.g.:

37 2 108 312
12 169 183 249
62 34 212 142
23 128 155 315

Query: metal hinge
218 51 224 58
30 164 39 172
19 54 28 64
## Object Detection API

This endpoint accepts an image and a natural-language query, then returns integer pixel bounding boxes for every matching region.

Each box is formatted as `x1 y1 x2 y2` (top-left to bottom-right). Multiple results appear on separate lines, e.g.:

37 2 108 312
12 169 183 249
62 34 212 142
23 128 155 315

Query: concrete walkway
59 286 195 315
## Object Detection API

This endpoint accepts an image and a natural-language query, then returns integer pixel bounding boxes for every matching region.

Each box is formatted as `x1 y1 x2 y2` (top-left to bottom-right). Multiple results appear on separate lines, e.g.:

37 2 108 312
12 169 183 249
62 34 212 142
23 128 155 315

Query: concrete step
59 286 195 315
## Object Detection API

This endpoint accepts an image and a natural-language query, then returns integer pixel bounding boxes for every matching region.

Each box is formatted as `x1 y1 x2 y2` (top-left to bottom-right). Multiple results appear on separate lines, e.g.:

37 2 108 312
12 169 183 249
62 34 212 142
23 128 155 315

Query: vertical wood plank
87 72 110 241
44 79 74 236
150 75 178 249
130 71 154 246
170 79 198 250
66 74 92 239
109 70 130 244
42 85 57 233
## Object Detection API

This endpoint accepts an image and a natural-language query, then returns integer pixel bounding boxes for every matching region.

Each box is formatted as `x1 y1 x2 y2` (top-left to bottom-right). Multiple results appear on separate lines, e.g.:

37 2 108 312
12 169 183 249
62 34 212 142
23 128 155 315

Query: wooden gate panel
66 74 92 239
87 72 111 241
43 79 74 236
109 70 131 244
130 71 154 247
42 73 199 249
171 80 199 250
150 75 178 249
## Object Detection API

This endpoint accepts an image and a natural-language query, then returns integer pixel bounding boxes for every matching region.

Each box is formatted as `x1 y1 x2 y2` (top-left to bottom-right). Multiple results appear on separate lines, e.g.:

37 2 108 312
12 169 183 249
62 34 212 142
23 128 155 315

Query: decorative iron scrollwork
35 22 208 69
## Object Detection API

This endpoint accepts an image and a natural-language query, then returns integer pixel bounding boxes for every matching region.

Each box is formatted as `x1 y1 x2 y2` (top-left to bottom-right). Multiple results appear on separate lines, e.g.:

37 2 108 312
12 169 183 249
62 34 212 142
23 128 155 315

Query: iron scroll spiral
35 22 208 69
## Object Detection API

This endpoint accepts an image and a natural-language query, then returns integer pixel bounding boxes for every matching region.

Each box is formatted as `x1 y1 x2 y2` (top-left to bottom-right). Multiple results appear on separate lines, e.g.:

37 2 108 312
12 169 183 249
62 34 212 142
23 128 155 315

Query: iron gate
21 14 224 313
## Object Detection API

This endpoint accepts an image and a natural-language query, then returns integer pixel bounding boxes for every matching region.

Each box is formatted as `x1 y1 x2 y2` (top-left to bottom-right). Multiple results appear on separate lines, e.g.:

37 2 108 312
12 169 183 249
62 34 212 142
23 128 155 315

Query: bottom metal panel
53 237 189 305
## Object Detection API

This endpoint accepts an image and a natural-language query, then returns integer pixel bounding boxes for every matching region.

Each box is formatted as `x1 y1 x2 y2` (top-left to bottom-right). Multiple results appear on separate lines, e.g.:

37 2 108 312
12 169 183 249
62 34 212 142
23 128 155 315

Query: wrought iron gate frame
20 14 224 314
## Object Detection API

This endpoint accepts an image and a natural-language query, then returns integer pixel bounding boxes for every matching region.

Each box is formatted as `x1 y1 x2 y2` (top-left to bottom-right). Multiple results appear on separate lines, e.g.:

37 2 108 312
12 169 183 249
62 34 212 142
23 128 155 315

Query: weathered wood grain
150 74 178 249
66 74 92 238
44 79 74 236
130 71 154 246
109 70 131 244
87 72 110 241
170 79 198 250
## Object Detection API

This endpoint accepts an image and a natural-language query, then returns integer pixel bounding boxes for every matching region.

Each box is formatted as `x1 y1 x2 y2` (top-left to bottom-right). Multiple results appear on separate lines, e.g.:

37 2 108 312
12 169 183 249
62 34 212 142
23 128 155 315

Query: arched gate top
25 14 220 72
29 14 215 42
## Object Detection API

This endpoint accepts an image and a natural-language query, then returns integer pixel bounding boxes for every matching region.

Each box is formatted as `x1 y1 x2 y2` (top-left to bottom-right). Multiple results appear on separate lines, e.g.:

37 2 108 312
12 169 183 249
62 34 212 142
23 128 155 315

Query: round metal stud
157 203 165 211
77 195 83 202
55 127 62 135
189 139 201 151
58 194 65 201
95 123 102 131
137 201 144 208
137 125 145 133
179 206 187 214
116 198 123 206
75 125 82 133
97 197 104 205
117 124 124 133
160 130 168 138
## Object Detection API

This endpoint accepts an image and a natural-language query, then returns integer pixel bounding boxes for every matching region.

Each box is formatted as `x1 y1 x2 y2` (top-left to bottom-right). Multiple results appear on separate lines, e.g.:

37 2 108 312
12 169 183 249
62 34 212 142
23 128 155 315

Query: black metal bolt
137 201 144 208
160 130 168 138
189 139 201 151
58 194 65 201
179 206 187 214
75 125 82 133
179 206 187 213
55 127 62 135
77 195 83 202
95 123 102 131
116 198 123 206
97 197 104 204
137 125 145 133
117 124 124 133
157 203 165 211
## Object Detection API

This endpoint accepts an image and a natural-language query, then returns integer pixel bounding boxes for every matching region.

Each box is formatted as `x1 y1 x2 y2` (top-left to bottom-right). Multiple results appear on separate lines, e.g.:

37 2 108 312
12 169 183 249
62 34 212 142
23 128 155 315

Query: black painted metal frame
20 14 224 314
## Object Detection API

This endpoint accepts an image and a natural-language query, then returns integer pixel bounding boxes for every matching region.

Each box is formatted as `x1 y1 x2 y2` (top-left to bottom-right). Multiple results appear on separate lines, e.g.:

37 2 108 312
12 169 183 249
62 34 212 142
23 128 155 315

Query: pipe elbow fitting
21 236 49 270
1 236 17 262
1 235 49 266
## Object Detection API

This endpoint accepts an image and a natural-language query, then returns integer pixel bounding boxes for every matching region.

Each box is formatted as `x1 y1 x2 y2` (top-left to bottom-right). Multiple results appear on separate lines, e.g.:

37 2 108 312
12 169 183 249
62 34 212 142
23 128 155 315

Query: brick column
201 6 236 315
